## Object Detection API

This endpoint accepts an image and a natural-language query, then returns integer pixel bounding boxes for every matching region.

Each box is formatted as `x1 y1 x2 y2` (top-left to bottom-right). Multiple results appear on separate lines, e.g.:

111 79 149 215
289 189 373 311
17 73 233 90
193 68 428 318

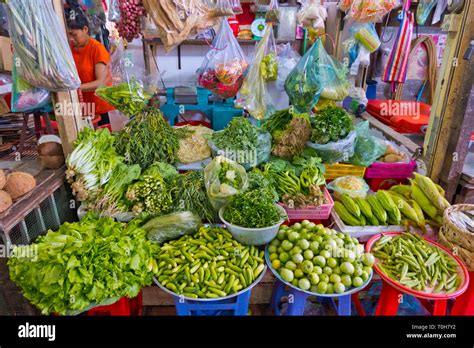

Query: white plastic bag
276 43 301 91
306 130 357 164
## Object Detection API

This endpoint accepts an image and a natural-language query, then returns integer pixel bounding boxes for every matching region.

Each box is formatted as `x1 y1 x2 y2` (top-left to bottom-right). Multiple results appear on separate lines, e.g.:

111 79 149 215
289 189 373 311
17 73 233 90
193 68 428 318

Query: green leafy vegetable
261 53 278 81
247 168 279 202
311 106 353 144
223 189 286 228
115 108 181 170
170 171 217 222
209 117 260 154
8 214 159 315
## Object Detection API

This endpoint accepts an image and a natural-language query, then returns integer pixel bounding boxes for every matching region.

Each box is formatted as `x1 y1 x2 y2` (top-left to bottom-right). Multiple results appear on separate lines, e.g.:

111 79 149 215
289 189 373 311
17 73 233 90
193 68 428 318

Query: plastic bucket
218 205 287 245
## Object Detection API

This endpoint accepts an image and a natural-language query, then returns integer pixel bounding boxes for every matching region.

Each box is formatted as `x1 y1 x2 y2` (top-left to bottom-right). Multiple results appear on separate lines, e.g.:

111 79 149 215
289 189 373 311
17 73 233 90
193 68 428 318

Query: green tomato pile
268 220 375 294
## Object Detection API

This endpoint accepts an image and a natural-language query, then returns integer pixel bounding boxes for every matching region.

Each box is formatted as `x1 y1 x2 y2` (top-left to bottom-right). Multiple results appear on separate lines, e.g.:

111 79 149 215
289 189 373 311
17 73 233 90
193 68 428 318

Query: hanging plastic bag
11 59 51 113
349 121 387 166
351 23 381 53
416 0 438 25
204 156 249 211
284 39 324 114
107 0 120 22
95 39 155 117
276 43 301 91
4 0 81 91
236 24 278 120
197 20 248 99
141 211 202 244
340 0 400 23
210 0 243 17
266 0 280 24
297 0 327 29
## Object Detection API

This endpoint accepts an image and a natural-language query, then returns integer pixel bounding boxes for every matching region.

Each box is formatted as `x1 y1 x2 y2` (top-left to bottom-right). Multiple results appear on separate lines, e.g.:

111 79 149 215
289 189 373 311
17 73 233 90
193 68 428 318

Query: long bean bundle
4 0 80 91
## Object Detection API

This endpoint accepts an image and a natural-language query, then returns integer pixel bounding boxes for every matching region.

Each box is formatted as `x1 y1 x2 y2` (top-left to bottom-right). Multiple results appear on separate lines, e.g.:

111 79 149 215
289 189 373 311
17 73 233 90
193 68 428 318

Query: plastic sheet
4 0 81 91
197 20 248 99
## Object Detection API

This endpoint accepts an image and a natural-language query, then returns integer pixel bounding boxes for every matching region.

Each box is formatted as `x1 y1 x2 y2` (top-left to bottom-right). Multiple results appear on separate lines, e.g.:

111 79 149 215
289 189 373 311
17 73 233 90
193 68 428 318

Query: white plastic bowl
218 205 287 246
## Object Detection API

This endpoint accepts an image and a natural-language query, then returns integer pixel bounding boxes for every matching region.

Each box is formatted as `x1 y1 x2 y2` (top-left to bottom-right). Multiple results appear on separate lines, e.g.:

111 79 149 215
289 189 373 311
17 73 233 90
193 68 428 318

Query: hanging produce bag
276 43 301 91
383 0 414 86
297 0 327 29
351 23 381 53
95 39 155 117
108 0 120 22
210 0 243 17
266 0 281 24
339 0 400 23
313 39 350 101
416 0 438 25
197 20 248 99
11 57 51 113
236 24 278 120
4 0 81 91
204 156 249 211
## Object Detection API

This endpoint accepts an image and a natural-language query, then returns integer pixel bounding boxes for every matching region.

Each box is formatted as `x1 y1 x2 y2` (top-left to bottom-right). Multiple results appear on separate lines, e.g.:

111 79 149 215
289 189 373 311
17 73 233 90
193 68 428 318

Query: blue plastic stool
271 279 352 316
173 290 251 316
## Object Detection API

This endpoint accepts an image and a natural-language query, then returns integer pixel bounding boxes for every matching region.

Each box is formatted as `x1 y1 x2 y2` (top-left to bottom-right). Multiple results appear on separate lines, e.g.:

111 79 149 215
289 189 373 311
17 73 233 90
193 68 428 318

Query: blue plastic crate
173 291 251 316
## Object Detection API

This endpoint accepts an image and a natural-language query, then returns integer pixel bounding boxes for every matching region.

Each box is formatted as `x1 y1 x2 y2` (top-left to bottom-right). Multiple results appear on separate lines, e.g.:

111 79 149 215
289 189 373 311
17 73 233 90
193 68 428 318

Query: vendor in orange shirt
65 7 114 126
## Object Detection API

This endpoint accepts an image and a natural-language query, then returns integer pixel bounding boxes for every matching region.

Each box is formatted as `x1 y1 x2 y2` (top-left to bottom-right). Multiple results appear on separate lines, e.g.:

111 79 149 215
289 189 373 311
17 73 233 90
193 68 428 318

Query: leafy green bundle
311 106 353 144
115 108 184 170
209 117 260 154
223 189 286 228
8 214 159 315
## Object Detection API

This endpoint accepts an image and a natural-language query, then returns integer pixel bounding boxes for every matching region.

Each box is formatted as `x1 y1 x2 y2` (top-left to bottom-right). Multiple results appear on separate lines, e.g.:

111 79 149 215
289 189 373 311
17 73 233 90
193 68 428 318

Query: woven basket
439 229 474 272
442 204 474 252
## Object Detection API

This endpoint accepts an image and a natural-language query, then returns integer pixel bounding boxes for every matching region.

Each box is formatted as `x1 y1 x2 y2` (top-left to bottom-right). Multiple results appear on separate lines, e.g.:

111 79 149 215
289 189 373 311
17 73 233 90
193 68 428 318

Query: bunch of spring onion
66 128 122 203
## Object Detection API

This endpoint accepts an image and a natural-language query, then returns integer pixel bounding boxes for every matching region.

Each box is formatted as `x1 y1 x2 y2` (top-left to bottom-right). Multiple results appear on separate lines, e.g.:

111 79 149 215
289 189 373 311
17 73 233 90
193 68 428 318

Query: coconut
39 155 65 169
0 170 5 190
37 142 64 156
4 172 36 199
0 190 12 213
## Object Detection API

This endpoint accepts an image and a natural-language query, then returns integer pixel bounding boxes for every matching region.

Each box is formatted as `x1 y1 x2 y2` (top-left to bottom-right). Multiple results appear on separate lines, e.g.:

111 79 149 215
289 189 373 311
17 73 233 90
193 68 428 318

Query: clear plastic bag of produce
236 24 278 120
266 0 280 24
141 211 203 244
416 0 438 25
297 0 327 29
204 156 249 211
276 43 300 91
107 0 120 22
208 131 272 170
11 59 51 113
210 0 243 17
4 0 81 91
327 175 370 199
96 39 155 117
350 23 381 53
311 38 350 101
306 130 356 164
339 0 400 23
197 20 248 99
349 121 387 167
284 39 324 114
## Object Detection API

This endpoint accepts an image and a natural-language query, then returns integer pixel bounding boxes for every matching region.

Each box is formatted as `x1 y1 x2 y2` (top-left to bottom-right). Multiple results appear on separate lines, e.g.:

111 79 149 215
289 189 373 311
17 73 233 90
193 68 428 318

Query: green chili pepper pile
155 226 266 299
372 233 461 294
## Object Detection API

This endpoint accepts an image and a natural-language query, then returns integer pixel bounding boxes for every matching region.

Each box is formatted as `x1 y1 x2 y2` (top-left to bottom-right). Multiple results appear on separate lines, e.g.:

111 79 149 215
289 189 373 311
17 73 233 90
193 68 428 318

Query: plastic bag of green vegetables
95 39 156 116
235 24 278 120
349 120 387 167
142 211 202 244
207 117 271 169
311 38 350 101
306 106 356 164
204 156 249 211
284 39 324 113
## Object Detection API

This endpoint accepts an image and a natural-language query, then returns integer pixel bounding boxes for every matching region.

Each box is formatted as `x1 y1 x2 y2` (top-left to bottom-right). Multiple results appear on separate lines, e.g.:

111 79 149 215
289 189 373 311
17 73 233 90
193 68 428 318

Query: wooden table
0 161 66 248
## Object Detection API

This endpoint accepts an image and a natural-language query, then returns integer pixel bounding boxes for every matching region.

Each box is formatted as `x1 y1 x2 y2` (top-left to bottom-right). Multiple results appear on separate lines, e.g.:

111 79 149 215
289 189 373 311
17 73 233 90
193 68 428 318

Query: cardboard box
0 36 13 72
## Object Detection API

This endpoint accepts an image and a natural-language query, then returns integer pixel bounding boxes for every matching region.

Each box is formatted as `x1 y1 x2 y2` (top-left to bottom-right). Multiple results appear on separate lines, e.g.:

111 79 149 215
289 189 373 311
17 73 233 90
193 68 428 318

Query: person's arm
80 62 108 91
